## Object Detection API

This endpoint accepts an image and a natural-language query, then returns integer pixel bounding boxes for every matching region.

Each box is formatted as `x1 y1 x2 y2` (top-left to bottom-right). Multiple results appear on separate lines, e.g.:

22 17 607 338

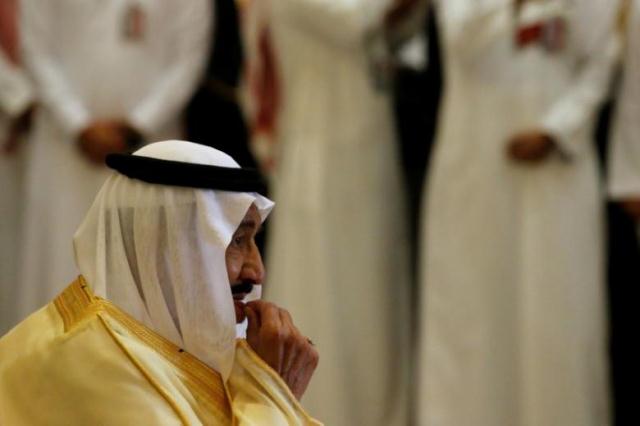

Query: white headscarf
73 141 273 380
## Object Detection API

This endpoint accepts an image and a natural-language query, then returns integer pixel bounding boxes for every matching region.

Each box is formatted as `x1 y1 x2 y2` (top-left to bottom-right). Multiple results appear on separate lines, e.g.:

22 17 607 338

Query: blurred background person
392 5 442 279
609 2 640 209
246 1 420 424
0 0 34 335
15 0 211 325
607 1 640 423
388 5 439 423
418 1 619 425
185 0 268 253
185 0 259 170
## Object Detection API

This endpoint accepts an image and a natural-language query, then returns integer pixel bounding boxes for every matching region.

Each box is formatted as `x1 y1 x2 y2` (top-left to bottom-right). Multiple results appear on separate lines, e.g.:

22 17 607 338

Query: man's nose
241 245 265 284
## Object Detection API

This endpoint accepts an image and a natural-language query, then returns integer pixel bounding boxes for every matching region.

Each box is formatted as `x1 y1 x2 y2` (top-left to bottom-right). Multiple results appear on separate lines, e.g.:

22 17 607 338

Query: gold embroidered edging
98 314 191 425
53 277 95 331
98 301 232 420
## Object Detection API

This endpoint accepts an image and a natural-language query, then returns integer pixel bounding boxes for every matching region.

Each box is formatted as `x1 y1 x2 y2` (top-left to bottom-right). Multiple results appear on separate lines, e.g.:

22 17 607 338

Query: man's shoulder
0 278 230 424
0 301 64 368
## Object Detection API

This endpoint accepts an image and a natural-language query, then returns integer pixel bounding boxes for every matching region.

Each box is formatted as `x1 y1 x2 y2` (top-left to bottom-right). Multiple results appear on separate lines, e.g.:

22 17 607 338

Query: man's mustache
231 282 254 295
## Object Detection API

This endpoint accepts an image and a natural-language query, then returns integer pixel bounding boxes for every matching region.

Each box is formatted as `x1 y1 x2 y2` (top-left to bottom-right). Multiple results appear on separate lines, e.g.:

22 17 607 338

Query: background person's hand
3 105 34 155
385 0 419 26
507 130 556 163
245 300 319 400
77 120 129 164
619 198 640 221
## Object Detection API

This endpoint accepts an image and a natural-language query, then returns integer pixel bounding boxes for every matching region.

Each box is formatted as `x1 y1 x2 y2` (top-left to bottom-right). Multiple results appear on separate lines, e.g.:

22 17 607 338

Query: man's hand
507 130 556 164
245 301 319 400
619 198 640 221
77 120 130 165
3 105 34 155
385 0 420 27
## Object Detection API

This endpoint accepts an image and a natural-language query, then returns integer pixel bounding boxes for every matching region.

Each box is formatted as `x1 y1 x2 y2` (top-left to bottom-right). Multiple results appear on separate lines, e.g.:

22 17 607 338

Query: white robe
262 2 411 425
16 0 211 323
0 50 32 335
419 1 617 425
610 1 640 202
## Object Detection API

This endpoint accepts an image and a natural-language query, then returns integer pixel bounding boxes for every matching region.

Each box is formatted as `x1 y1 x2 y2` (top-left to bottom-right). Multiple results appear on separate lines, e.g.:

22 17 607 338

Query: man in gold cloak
0 140 321 425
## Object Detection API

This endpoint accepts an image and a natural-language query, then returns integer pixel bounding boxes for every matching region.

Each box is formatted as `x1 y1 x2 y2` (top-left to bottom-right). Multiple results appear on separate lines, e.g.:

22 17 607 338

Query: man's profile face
225 204 265 323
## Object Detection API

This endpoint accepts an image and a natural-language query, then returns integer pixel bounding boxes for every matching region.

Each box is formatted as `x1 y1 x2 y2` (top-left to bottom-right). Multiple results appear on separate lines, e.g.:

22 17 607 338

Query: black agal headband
106 153 267 195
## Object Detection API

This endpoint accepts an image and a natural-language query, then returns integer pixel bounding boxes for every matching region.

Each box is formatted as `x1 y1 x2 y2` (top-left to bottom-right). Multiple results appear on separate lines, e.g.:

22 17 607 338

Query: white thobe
610 2 640 202
0 50 32 335
419 1 617 425
262 2 411 426
16 0 211 323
